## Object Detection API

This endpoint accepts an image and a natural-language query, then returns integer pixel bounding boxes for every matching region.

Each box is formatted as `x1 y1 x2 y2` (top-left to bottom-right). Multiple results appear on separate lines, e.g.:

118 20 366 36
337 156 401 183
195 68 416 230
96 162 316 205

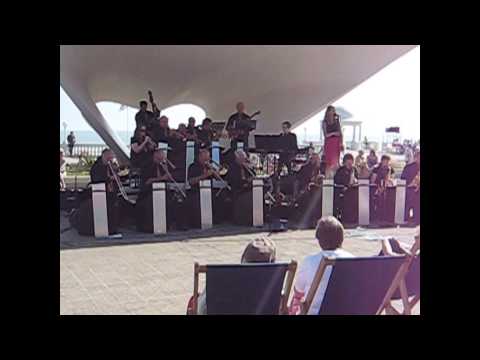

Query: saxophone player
370 155 395 225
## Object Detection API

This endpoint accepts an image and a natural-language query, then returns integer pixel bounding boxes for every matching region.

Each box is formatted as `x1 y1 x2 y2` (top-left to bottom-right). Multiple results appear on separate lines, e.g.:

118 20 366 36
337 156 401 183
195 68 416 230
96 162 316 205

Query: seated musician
289 216 354 315
276 121 298 176
83 148 120 235
354 150 365 169
60 148 66 190
367 149 379 170
151 115 171 145
333 153 358 221
401 150 420 225
370 155 395 224
135 100 157 133
226 102 252 151
130 126 156 171
186 149 216 228
226 149 256 195
196 118 216 149
137 149 187 231
293 153 322 200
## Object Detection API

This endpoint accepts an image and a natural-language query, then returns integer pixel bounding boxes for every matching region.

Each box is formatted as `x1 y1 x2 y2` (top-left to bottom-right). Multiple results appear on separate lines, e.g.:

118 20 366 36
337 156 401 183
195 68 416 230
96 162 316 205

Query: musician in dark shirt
150 115 171 145
130 126 156 171
333 153 358 221
186 117 198 141
276 121 298 176
90 149 115 186
401 150 420 225
334 153 358 187
293 153 322 199
196 118 215 149
139 149 171 193
135 100 157 132
370 155 395 224
226 149 256 195
226 102 252 150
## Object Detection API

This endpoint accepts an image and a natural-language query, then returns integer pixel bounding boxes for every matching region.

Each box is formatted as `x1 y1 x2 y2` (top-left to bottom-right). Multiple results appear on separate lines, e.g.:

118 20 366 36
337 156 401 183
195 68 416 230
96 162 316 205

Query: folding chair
377 237 420 315
300 256 406 315
190 261 297 315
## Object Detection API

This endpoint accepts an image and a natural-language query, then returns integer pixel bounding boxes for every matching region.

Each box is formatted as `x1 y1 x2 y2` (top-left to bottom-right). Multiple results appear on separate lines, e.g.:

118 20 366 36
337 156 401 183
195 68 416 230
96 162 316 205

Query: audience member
289 217 354 315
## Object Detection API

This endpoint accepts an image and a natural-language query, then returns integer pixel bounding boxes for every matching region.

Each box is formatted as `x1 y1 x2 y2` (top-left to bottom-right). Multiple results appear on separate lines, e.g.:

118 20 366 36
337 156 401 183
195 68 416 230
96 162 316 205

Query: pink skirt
324 135 341 168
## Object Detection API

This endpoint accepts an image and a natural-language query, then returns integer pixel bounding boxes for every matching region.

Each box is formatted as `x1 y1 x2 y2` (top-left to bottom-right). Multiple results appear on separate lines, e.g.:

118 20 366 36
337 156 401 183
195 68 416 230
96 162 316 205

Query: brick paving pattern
60 215 419 315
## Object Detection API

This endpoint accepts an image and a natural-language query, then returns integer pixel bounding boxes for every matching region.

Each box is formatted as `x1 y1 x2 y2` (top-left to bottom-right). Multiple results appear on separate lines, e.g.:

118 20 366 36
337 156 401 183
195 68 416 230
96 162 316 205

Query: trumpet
107 160 135 204
159 161 186 199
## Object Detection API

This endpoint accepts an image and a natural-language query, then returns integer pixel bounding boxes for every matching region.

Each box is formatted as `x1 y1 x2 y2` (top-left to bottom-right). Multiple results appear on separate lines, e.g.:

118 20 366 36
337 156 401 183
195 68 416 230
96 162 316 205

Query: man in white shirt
289 216 354 315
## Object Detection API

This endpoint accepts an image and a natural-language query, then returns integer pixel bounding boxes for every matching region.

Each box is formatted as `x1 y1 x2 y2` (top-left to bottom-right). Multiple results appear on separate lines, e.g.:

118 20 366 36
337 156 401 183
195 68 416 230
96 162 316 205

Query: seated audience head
241 237 277 263
236 102 245 113
202 118 212 130
153 149 167 164
102 148 114 163
380 154 391 167
159 116 169 128
343 153 354 169
315 216 345 251
139 100 148 111
282 121 292 134
198 148 211 164
188 117 196 127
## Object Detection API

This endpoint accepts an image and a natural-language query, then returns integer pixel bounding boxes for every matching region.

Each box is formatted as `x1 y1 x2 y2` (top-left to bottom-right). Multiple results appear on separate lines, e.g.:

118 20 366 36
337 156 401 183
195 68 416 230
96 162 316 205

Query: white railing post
322 179 334 217
185 141 195 190
200 180 213 229
152 182 167 235
394 179 407 225
358 179 370 226
91 183 109 238
252 178 264 227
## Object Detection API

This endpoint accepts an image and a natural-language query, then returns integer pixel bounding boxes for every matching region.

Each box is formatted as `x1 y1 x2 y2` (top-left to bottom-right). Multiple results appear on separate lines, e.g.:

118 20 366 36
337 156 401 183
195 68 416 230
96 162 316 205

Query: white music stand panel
91 183 109 238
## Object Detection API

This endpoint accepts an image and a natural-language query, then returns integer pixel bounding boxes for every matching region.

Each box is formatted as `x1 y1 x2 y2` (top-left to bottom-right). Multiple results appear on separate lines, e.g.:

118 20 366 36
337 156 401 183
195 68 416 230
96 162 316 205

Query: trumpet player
401 150 420 225
130 125 157 171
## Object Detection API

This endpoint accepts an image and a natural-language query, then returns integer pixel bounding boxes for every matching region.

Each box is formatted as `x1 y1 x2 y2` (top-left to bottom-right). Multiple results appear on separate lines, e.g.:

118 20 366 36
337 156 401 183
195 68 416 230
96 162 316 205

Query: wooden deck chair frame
190 260 297 315
300 257 335 315
377 237 420 315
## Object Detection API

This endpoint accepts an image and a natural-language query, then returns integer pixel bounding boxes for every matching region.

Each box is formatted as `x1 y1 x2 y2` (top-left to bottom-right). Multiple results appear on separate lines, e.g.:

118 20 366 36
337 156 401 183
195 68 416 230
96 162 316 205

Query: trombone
159 161 187 199
205 162 231 197
107 160 135 204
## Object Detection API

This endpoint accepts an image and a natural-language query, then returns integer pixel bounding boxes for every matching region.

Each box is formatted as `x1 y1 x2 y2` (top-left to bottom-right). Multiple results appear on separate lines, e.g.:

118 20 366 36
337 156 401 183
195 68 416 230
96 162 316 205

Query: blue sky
60 46 419 142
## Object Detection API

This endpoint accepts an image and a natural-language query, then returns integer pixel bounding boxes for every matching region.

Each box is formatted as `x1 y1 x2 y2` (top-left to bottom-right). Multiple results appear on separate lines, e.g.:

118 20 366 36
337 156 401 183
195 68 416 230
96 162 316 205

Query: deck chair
377 238 420 315
300 256 406 315
191 261 297 315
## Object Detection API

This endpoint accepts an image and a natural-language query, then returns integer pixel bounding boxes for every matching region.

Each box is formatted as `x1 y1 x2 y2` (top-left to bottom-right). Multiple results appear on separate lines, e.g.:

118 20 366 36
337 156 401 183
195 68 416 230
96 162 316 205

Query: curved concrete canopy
60 45 417 163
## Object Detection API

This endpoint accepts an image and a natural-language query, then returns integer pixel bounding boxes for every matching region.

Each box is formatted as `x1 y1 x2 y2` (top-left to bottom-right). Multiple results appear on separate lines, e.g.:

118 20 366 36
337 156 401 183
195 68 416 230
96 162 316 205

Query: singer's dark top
90 157 109 184
324 118 341 135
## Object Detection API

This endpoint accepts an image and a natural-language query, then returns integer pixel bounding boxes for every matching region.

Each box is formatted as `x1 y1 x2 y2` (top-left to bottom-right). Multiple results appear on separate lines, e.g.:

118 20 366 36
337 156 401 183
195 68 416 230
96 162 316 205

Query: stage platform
60 214 419 315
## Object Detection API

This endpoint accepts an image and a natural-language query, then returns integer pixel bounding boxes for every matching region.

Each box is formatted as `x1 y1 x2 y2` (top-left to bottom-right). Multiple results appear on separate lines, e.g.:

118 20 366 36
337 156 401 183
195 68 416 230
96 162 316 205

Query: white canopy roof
60 45 417 162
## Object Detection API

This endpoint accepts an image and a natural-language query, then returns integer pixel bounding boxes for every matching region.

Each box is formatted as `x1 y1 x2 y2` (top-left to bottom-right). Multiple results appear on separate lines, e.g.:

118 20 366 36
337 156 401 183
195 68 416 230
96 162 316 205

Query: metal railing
61 144 130 158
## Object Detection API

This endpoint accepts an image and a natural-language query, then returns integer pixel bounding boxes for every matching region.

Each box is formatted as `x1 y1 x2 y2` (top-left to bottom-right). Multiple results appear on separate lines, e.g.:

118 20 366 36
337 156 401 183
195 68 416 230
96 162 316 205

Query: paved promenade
60 215 419 315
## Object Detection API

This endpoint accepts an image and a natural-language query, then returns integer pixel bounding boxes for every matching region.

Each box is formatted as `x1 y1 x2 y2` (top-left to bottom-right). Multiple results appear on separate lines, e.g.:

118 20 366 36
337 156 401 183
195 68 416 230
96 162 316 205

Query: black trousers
68 144 74 156
405 188 420 225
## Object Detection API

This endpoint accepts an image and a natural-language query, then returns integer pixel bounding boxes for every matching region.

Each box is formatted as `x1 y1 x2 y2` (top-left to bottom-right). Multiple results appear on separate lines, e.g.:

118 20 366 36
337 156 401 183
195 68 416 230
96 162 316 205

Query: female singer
322 105 343 177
